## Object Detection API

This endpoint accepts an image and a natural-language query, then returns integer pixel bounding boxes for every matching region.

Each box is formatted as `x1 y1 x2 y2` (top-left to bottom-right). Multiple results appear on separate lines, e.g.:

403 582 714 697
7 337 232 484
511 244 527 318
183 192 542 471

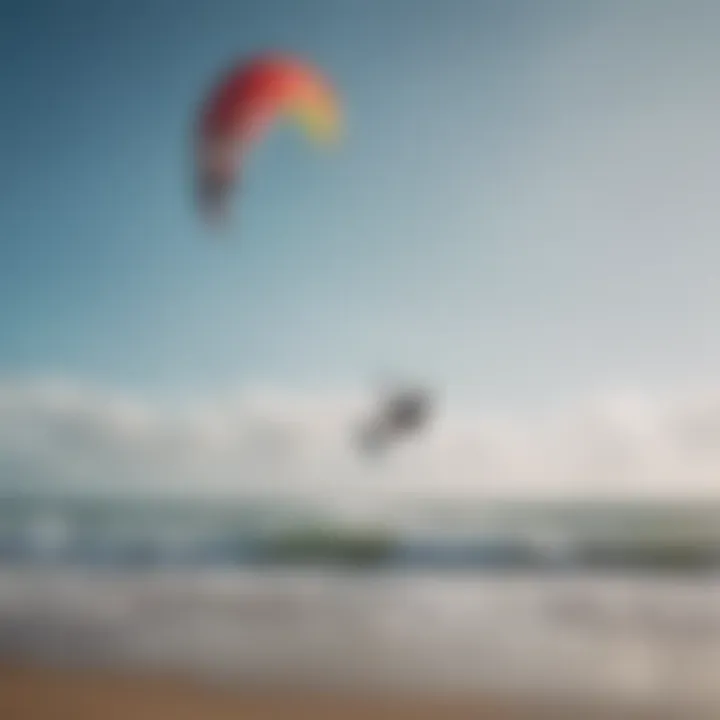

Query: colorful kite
196 53 341 224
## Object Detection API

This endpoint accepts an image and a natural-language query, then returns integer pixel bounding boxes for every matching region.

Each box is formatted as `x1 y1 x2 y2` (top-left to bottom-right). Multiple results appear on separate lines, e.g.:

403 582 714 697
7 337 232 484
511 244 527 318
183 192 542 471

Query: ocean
2 494 720 713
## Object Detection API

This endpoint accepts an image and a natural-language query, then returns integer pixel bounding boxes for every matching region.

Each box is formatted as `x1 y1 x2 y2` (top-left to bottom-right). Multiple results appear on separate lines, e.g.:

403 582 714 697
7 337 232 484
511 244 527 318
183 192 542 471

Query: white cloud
0 377 720 502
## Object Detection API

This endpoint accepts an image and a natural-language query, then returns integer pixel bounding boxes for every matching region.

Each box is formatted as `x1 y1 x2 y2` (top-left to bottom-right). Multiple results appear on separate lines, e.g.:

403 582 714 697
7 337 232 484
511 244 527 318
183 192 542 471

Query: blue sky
2 1 720 422
2 1 720 499
0 0 579 405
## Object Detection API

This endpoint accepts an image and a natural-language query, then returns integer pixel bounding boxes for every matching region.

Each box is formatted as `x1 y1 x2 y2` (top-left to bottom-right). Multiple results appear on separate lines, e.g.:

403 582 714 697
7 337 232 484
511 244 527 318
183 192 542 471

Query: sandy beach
0 663 680 720
2 568 720 718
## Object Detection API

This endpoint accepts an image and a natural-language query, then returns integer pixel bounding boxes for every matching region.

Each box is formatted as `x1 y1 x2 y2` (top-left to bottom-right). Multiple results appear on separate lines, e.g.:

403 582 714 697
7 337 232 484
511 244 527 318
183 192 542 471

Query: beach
2 568 720 718
0 662 678 720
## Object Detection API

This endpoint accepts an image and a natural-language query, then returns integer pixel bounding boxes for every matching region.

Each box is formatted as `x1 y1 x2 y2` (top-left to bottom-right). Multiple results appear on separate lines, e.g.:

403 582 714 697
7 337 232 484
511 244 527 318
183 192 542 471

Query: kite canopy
196 53 341 222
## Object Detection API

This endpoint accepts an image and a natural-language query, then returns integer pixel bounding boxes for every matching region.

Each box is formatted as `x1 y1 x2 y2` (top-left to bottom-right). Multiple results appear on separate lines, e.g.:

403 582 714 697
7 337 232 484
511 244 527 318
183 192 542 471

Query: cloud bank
0 377 719 501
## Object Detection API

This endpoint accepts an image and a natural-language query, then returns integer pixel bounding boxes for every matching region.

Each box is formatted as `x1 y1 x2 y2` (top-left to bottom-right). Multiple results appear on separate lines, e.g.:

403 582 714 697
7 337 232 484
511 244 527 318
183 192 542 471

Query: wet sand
0 663 681 720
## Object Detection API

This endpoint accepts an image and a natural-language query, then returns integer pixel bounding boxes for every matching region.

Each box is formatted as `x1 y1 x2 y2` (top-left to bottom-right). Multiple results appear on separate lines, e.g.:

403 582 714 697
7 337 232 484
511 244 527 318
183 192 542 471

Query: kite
196 53 341 224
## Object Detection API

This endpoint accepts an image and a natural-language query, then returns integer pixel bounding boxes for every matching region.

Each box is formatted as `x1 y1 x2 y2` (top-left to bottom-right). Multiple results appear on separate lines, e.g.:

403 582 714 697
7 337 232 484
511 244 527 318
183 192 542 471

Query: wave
1 493 720 571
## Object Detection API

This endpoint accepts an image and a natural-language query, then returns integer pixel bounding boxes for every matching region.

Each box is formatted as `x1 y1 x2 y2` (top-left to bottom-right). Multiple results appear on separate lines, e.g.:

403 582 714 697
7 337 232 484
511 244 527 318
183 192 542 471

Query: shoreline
0 662 686 719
